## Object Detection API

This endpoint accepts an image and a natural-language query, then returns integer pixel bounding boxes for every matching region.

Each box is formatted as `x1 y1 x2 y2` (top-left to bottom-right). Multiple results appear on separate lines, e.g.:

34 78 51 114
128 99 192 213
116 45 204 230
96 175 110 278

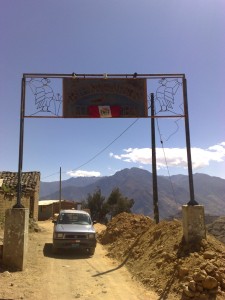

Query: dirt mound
98 212 225 300
207 217 225 244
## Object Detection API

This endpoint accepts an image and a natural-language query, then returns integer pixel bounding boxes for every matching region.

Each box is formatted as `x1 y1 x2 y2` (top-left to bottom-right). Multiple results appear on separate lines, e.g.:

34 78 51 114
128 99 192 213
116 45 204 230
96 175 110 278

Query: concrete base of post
3 208 29 271
182 205 206 244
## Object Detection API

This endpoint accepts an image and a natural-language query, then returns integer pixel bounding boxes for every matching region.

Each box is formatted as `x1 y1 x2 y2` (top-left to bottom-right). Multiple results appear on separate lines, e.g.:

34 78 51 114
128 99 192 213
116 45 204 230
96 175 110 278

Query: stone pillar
3 208 29 271
182 205 206 243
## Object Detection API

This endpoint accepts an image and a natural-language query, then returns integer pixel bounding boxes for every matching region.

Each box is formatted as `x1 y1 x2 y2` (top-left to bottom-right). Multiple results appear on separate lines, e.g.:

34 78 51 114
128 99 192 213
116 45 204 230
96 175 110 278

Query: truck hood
54 224 95 233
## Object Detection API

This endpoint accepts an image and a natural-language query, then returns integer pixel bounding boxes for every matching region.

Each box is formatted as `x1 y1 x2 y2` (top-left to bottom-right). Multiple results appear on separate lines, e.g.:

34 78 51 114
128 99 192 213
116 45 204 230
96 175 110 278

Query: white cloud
109 142 225 170
109 152 122 160
67 170 101 177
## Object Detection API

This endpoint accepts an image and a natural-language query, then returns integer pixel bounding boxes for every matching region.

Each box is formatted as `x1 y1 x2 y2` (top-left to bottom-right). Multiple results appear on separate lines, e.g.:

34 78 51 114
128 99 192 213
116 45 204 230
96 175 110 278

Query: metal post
183 78 198 205
59 167 62 211
151 93 159 223
14 77 26 208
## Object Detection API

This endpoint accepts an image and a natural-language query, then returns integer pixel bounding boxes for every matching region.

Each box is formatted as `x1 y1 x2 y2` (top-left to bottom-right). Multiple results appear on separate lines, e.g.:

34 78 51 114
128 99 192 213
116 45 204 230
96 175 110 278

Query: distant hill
40 168 225 220
40 176 100 199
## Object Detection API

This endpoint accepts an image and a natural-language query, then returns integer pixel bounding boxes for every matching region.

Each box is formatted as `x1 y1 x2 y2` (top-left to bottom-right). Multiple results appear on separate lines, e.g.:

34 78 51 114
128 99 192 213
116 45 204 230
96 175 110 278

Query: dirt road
0 221 158 300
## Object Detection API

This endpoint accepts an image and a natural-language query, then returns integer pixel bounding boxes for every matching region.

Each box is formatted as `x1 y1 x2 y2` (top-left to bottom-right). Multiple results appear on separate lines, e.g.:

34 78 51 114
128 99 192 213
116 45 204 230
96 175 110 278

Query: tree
107 188 134 219
85 188 108 223
84 187 134 223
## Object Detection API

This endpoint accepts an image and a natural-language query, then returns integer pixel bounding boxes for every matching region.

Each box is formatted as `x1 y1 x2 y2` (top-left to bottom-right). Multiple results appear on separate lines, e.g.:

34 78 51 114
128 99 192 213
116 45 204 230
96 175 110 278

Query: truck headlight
88 233 95 239
54 233 64 238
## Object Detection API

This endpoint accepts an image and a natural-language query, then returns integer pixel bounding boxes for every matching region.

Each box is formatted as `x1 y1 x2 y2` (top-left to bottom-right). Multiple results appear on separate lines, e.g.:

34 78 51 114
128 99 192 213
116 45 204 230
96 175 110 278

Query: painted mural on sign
63 78 147 118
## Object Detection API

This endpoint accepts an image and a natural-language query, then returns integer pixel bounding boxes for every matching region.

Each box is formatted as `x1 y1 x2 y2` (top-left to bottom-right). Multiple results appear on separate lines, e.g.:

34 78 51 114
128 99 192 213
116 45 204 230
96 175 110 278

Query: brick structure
0 171 40 221
38 200 78 220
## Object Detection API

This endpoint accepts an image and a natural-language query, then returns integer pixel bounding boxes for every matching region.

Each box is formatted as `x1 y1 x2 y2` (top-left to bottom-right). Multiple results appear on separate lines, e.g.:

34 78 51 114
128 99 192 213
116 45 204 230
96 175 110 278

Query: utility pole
14 77 26 208
183 78 198 205
59 167 62 211
151 93 159 223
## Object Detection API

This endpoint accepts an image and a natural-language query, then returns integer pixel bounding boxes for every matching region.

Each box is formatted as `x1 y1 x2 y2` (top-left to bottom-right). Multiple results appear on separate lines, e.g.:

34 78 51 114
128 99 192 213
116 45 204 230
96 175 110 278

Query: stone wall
0 192 38 221
0 171 40 222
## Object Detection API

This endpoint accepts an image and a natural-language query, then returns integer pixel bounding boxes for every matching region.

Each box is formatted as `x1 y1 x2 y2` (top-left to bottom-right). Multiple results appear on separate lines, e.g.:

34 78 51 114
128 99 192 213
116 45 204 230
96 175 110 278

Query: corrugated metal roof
38 200 75 206
38 200 60 206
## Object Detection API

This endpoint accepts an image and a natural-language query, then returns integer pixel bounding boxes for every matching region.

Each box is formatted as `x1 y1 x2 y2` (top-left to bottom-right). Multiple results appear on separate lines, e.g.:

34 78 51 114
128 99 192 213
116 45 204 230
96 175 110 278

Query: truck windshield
58 213 91 225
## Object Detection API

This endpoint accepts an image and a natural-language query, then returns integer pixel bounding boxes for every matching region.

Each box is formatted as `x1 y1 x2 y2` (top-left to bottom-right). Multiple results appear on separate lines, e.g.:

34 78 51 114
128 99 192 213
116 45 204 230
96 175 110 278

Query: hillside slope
40 168 225 219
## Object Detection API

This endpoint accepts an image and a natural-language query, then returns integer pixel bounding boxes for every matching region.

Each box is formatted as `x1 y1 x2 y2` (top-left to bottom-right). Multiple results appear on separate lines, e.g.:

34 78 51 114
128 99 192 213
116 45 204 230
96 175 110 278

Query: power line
42 94 182 180
69 119 140 172
156 118 178 204
42 171 60 179
42 118 139 179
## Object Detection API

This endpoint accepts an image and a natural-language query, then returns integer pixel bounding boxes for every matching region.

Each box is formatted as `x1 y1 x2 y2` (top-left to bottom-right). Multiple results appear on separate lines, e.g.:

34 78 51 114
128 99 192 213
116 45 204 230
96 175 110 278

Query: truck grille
65 234 87 239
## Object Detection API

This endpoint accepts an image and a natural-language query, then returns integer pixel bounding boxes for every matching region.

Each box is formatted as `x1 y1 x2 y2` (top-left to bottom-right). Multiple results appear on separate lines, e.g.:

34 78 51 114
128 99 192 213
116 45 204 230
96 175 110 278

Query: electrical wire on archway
42 118 140 179
43 98 182 181
68 118 140 173
156 118 178 205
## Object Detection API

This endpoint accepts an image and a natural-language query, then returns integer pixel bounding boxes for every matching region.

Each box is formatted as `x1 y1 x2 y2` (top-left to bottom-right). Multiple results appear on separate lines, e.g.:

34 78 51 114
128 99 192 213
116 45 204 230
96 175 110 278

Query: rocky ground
98 213 225 300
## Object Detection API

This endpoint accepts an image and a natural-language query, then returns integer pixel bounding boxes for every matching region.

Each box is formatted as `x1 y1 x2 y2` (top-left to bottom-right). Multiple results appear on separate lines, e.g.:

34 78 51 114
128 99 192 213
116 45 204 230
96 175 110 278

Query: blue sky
0 0 225 182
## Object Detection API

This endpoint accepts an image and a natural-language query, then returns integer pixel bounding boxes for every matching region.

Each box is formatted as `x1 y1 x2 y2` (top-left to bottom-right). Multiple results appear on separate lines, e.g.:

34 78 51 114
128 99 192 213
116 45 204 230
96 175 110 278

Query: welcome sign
63 78 147 118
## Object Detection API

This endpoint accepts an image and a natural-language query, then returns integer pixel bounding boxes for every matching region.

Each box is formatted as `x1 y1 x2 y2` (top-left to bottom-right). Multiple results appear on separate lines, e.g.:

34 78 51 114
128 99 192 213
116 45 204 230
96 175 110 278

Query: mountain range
40 168 225 220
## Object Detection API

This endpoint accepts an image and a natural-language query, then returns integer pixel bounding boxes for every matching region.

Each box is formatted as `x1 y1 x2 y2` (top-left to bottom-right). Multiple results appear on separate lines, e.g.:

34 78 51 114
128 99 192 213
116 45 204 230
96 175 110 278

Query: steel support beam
151 93 159 223
183 78 198 205
14 77 26 208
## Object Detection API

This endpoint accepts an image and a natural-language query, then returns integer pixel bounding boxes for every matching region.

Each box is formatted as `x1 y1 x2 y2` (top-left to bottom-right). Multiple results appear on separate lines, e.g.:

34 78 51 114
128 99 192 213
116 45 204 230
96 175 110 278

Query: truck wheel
52 245 59 254
89 248 95 256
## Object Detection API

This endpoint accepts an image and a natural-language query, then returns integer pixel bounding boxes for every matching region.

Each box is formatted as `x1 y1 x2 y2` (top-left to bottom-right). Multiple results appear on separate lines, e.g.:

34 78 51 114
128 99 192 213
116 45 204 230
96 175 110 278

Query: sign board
63 78 147 118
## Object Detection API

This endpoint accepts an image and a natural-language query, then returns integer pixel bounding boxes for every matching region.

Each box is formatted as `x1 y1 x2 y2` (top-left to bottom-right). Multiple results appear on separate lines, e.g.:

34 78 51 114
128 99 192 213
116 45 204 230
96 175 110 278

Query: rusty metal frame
15 73 198 219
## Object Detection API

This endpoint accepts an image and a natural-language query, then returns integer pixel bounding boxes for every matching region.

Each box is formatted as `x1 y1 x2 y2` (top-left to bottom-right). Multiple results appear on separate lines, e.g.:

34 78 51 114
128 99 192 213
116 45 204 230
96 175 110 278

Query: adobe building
38 199 78 220
0 171 40 221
